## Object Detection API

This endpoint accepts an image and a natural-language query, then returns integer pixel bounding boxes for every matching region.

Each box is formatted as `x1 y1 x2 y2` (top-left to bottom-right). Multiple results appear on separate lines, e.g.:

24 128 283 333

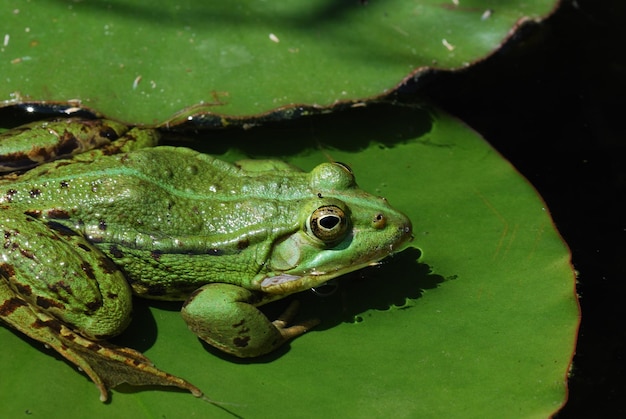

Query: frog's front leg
0 212 201 400
181 284 319 357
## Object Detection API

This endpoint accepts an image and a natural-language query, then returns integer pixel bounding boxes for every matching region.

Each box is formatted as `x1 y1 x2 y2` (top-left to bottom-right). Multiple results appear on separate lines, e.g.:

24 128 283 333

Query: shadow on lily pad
202 246 444 364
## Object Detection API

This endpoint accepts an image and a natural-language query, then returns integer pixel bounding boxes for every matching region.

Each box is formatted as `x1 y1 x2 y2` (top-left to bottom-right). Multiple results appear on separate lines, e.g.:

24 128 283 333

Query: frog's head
260 162 413 294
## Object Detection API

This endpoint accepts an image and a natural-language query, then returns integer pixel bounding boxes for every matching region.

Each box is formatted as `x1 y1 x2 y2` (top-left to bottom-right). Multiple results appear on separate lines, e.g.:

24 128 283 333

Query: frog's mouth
259 255 394 294
260 227 413 295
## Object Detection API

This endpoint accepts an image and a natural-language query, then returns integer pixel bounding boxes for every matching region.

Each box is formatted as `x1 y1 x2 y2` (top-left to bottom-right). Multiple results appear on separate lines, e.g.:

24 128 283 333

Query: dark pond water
422 0 626 416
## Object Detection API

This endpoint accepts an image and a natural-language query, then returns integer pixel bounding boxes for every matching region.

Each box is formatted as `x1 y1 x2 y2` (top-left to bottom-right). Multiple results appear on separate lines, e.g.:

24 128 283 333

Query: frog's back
1 146 311 299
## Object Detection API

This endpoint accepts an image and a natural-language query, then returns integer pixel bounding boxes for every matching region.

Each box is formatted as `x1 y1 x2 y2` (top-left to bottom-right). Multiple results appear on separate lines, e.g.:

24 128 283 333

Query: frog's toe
272 300 320 339
182 284 322 357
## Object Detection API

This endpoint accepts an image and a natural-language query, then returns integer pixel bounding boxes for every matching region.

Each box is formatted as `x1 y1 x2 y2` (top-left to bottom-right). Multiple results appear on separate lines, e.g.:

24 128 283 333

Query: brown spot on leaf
237 239 250 250
29 189 41 198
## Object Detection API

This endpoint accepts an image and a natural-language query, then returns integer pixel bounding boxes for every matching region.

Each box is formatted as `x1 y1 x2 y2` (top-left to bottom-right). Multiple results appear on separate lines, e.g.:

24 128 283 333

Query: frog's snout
401 223 414 239
396 217 414 248
385 223 413 254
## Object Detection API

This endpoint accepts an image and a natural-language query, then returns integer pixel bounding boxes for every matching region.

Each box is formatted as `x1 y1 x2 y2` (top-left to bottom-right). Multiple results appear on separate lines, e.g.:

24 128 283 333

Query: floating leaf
0 0 559 125
0 105 578 417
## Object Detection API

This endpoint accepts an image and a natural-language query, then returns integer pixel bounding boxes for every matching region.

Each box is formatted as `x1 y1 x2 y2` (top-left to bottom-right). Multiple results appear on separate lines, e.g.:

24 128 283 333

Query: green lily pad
0 0 558 125
0 105 578 417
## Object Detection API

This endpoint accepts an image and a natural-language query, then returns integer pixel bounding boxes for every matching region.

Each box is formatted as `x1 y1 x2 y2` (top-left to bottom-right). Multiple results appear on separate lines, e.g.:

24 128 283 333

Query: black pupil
320 215 340 229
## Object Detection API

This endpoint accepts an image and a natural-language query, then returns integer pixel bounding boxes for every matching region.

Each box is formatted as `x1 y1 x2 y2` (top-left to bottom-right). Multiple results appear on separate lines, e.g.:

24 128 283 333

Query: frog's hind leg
0 278 110 398
0 280 202 401
0 118 160 172
181 283 320 358
0 213 202 401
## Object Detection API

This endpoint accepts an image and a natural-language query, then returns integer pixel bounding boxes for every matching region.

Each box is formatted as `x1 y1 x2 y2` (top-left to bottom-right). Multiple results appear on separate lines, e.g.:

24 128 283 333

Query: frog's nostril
399 222 412 234
399 222 414 242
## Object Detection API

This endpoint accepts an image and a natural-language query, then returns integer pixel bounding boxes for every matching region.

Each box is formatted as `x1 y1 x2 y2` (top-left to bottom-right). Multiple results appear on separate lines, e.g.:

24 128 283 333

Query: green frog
0 118 413 401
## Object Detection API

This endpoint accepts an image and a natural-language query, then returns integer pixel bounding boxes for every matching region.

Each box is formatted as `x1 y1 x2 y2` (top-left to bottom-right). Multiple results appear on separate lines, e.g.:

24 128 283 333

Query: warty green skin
0 118 413 400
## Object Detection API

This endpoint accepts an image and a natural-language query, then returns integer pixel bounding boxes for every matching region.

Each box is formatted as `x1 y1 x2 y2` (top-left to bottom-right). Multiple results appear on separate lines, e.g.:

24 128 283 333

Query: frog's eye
333 161 353 174
309 205 349 243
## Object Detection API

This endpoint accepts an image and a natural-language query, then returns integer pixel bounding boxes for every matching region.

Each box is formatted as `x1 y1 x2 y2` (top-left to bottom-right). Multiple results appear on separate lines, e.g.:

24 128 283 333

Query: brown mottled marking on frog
46 221 78 237
108 245 124 259
233 336 250 348
77 243 91 252
81 261 96 280
87 342 103 352
53 131 81 157
0 297 28 316
4 189 17 202
85 299 103 312
96 123 122 142
98 256 118 274
1 263 16 278
24 209 42 218
36 295 64 310
48 281 73 296
20 248 35 259
14 282 33 296
0 153 37 169
32 318 63 333
47 209 71 219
